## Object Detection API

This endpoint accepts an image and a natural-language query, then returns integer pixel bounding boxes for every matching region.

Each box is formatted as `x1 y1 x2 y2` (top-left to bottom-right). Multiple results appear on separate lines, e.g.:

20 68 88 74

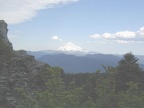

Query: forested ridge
19 52 144 108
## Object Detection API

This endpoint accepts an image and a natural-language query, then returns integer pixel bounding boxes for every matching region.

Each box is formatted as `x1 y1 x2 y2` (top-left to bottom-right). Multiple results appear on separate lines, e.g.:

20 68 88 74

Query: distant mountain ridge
27 50 144 73
37 53 121 73
27 49 99 58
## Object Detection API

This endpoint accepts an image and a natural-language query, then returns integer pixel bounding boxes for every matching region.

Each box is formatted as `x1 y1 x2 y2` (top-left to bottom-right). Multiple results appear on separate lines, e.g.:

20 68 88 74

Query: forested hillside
20 52 144 108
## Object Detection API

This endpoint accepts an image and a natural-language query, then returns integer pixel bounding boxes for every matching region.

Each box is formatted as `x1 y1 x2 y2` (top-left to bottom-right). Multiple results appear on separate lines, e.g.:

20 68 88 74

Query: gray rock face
0 20 50 108
0 20 13 50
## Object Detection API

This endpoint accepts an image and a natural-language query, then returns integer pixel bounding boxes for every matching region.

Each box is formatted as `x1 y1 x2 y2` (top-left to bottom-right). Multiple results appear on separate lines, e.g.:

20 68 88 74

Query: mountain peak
57 42 83 52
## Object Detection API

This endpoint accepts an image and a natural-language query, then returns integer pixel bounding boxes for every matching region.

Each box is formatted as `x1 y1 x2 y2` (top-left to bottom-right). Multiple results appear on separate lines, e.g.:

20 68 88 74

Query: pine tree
116 52 142 91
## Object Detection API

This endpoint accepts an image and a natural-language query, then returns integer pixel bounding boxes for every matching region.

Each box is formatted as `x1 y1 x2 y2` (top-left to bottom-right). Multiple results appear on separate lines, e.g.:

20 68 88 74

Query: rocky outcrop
0 20 13 50
0 20 50 108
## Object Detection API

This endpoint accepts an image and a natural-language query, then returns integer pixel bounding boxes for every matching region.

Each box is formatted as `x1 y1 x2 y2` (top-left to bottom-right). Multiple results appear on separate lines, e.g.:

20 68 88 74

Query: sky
1 0 144 55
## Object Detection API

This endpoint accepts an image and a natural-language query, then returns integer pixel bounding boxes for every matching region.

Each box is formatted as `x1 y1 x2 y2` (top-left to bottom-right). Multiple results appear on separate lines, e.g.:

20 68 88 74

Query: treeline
19 52 144 108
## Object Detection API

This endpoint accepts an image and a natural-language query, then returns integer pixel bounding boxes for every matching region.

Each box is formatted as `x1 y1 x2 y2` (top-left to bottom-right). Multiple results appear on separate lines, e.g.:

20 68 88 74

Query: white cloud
51 36 63 41
0 0 78 24
51 36 59 40
89 34 101 39
139 27 144 36
115 31 136 38
90 27 144 44
102 33 115 39
140 27 144 32
116 40 130 44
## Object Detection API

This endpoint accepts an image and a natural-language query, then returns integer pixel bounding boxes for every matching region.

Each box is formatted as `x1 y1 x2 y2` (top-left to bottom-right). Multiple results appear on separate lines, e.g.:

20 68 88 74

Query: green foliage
51 66 64 75
15 88 38 108
16 52 144 108
95 66 117 108
116 52 142 91
118 82 144 108
36 75 84 108
117 52 141 73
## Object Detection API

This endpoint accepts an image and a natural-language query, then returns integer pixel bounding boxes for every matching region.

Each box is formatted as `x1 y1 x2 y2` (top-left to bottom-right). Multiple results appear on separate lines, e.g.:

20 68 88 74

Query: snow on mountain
57 42 83 52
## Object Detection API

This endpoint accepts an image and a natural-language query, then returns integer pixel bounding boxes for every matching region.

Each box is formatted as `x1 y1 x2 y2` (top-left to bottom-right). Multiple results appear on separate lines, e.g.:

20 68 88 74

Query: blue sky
1 0 144 54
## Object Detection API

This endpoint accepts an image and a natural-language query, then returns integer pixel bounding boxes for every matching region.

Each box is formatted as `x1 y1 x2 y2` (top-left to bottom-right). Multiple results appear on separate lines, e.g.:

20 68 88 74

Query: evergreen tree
116 52 142 91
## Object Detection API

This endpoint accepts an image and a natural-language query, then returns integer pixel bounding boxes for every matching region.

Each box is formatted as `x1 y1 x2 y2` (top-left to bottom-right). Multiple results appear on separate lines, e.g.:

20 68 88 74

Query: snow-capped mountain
27 42 99 58
57 42 83 52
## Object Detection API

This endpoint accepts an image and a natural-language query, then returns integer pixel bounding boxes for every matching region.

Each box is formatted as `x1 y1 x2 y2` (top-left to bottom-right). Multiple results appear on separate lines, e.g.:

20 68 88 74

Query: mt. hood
57 42 83 52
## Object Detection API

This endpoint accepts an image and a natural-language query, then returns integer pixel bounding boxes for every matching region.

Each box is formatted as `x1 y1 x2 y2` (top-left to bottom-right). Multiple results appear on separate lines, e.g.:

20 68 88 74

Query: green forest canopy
15 52 144 108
